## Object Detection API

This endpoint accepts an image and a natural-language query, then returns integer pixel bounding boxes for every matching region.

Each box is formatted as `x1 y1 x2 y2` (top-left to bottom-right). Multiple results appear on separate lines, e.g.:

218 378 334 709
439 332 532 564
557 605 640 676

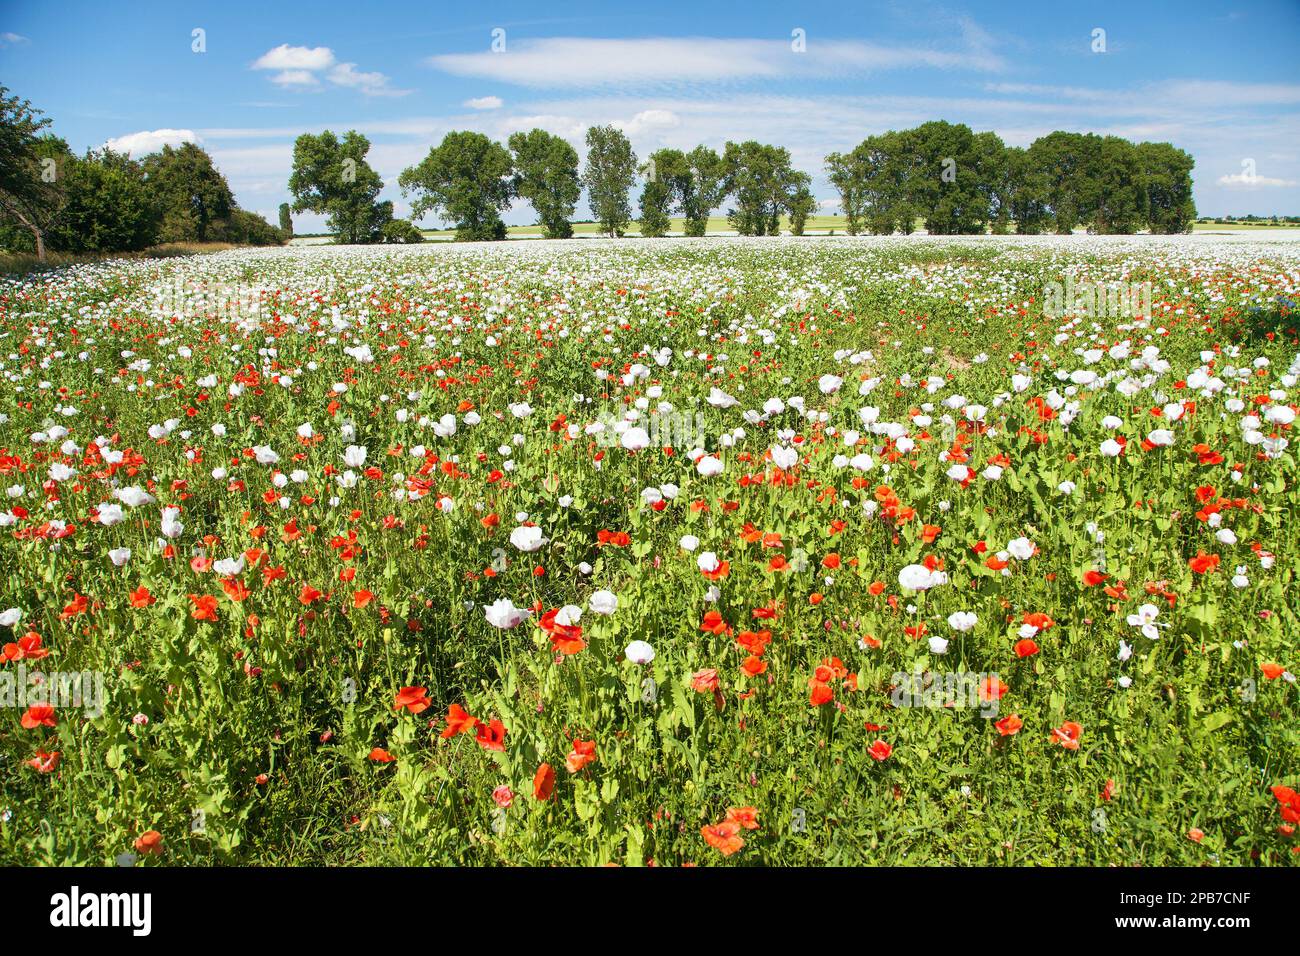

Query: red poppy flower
27 750 60 773
393 686 431 715
533 762 556 801
475 717 507 752
1051 721 1082 750
565 738 597 773
134 830 163 856
701 820 745 856
189 594 219 621
867 740 893 761
690 668 720 693
725 806 760 830
994 714 1023 736
439 703 477 737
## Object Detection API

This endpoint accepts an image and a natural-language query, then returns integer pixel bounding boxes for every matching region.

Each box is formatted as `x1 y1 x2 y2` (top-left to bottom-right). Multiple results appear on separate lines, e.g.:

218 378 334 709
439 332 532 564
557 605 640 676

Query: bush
382 219 425 244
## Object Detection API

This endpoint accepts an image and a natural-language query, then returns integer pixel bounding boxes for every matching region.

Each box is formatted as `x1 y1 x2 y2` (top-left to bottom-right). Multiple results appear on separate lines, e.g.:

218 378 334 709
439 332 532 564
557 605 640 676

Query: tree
787 182 816 236
971 131 1009 234
381 219 425 243
1088 136 1146 234
582 125 637 237
1002 146 1051 234
289 130 389 244
637 151 676 238
1027 131 1092 234
1139 142 1195 234
0 86 62 259
399 131 514 242
722 141 807 236
45 149 158 253
141 142 233 243
900 121 993 235
826 150 867 235
508 129 579 239
278 203 294 239
216 208 284 246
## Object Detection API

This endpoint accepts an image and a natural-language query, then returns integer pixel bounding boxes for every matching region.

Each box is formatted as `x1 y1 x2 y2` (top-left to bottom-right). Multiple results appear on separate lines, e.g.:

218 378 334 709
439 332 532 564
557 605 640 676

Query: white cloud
618 109 681 136
1217 172 1298 188
428 35 1005 89
0 32 29 47
465 96 504 110
251 44 407 96
328 62 410 97
252 44 336 72
103 128 198 157
270 70 321 88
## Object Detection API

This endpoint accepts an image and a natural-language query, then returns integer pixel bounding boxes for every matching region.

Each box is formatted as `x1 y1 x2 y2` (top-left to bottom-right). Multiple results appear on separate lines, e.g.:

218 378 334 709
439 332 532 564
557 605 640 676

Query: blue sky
3 0 1298 230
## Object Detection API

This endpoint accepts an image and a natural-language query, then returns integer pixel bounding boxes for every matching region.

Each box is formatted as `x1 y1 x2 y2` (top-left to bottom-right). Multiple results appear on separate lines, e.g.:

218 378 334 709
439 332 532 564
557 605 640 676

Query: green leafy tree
1002 146 1051 234
637 152 675 238
900 121 994 235
1139 142 1195 234
787 182 816 236
826 150 868 235
215 208 285 246
638 146 731 237
381 219 425 243
141 142 233 243
508 129 580 239
722 141 807 236
45 149 158 253
1027 131 1093 234
289 130 389 244
278 203 294 239
0 87 63 259
582 125 637 238
1092 136 1146 233
399 131 514 242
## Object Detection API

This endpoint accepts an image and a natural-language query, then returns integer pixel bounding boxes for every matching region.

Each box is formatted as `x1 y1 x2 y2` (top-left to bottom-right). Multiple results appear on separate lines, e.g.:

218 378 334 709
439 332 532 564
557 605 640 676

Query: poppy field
0 235 1297 866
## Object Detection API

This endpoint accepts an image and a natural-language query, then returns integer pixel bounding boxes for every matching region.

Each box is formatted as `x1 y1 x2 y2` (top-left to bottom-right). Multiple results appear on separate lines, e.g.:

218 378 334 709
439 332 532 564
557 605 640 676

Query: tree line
826 121 1195 235
3 81 1199 259
295 120 1194 242
0 86 287 260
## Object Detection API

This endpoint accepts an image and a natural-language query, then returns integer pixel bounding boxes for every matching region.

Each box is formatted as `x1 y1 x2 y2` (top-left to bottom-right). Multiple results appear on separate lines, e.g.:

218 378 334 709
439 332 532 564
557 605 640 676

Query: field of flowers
0 235 1296 866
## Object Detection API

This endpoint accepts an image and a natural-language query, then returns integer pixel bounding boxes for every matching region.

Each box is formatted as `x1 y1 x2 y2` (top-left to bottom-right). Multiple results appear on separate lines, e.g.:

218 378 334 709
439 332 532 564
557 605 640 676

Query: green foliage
278 203 294 239
45 149 159 254
214 208 285 247
400 131 514 242
142 143 234 243
1140 142 1197 234
722 141 809 236
381 218 425 244
582 126 637 238
0 87 62 258
509 129 579 239
290 130 389 244
637 158 673 238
